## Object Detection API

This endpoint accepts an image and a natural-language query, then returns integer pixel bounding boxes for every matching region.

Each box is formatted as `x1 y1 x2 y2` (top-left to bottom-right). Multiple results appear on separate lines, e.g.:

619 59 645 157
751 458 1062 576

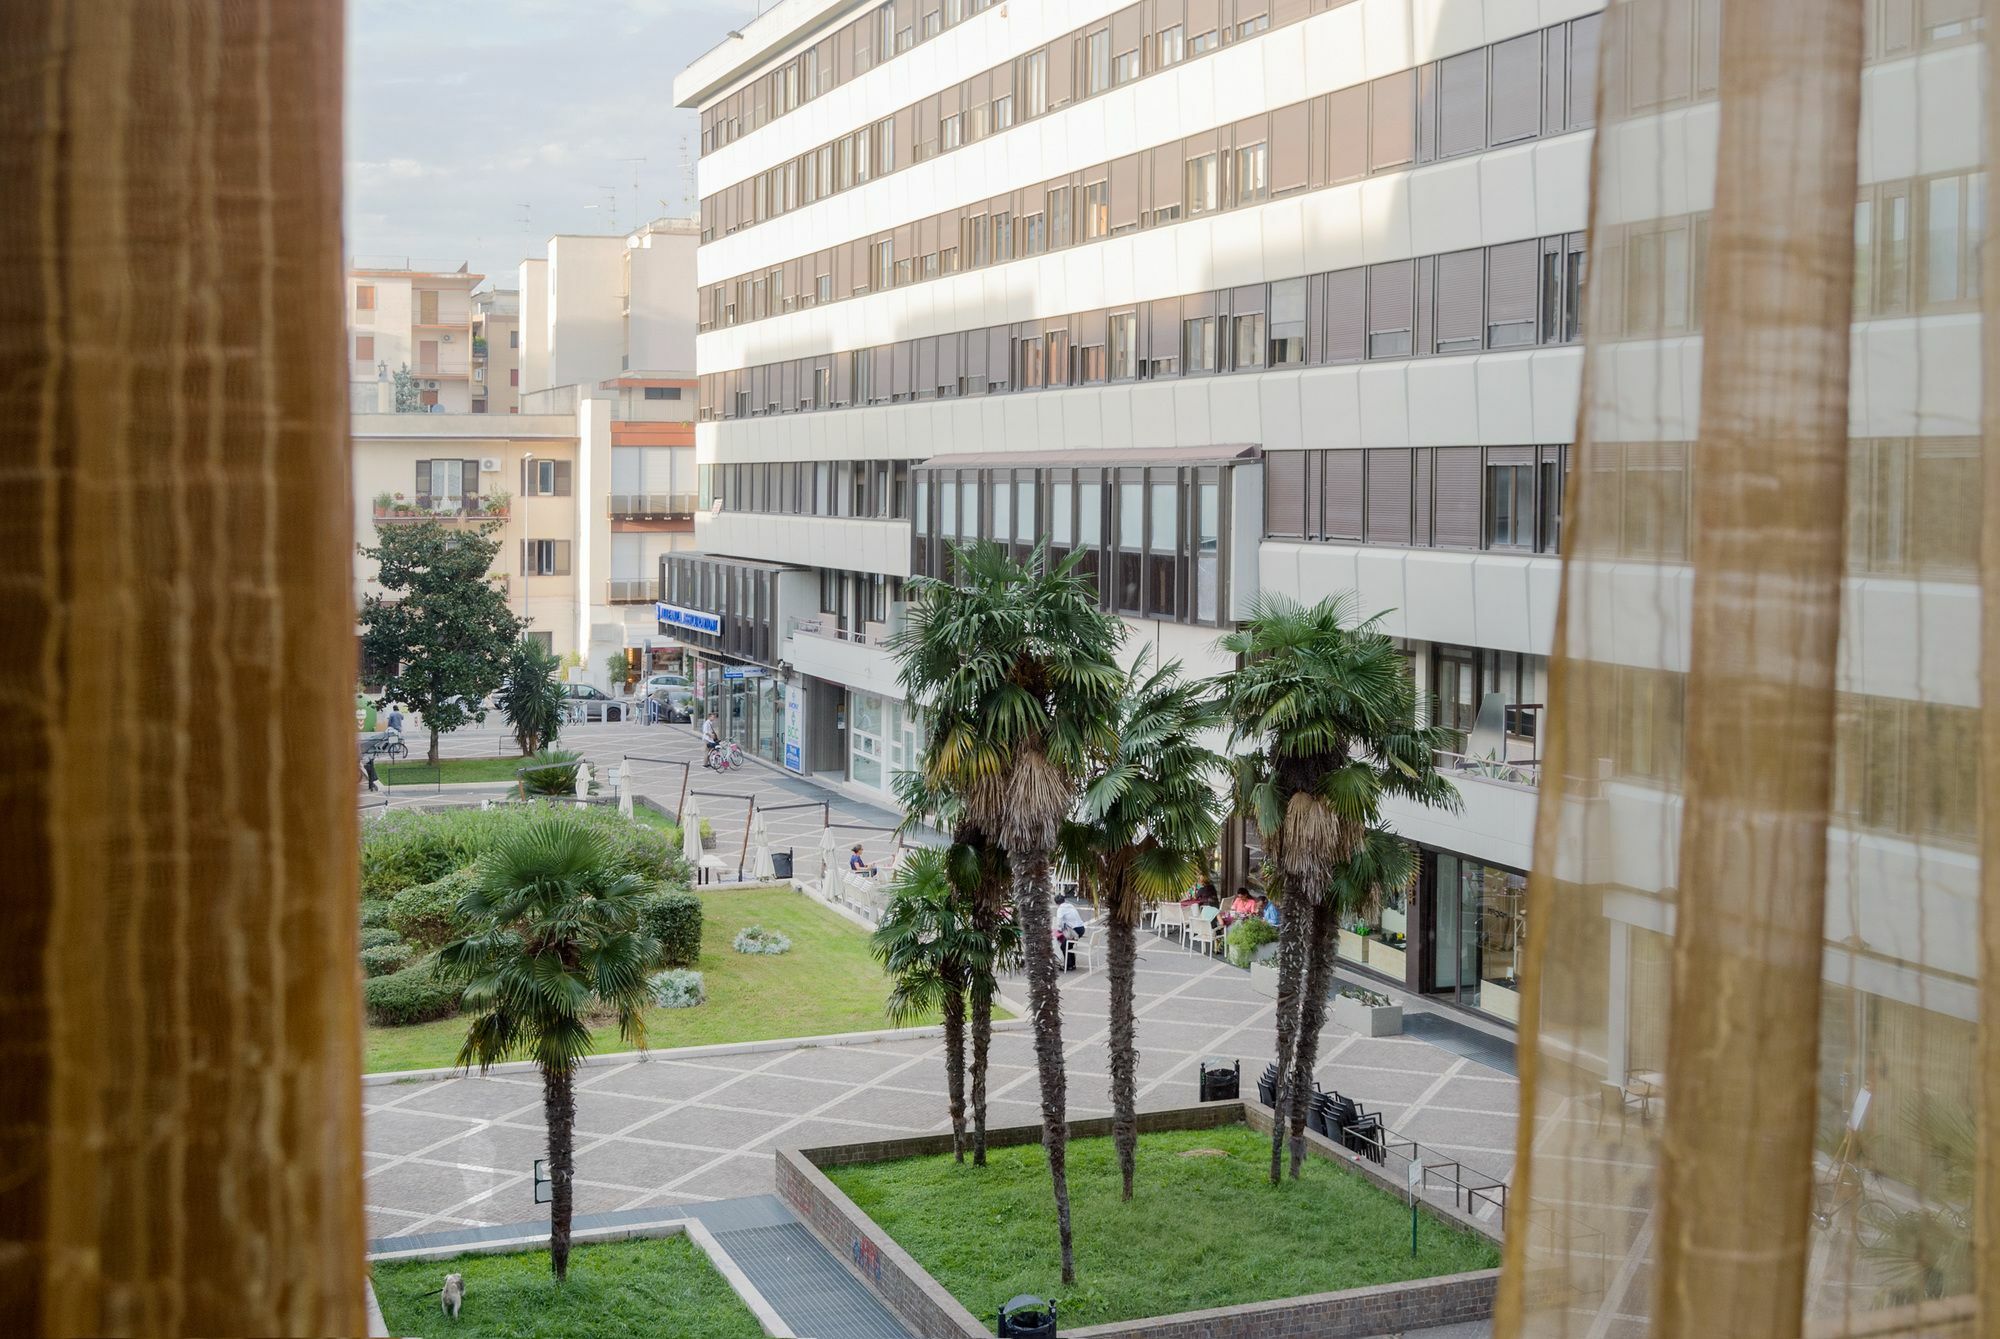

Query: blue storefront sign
657 602 722 637
720 665 769 682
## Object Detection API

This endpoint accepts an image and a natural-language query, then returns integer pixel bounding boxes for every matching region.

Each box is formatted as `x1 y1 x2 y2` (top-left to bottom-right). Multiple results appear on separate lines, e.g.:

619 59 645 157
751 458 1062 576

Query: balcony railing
607 578 658 604
607 492 698 518
372 498 510 522
785 615 898 648
1434 749 1541 789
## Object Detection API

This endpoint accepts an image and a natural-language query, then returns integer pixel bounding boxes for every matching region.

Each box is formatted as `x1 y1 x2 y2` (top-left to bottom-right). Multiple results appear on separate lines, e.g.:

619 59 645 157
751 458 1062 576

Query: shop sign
783 684 804 773
657 602 721 636
720 665 769 682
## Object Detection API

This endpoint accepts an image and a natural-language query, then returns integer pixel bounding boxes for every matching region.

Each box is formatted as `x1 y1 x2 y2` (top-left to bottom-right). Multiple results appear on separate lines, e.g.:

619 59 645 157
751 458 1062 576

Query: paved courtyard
365 925 1519 1244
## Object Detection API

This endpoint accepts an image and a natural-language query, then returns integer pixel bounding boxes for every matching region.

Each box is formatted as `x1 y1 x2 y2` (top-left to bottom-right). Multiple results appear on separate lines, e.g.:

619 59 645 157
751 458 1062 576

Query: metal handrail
1434 748 1541 789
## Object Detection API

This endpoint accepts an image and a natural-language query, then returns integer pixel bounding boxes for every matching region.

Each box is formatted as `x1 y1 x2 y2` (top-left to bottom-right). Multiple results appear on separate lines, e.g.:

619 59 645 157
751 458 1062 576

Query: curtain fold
0 2 364 1334
1498 0 1988 1334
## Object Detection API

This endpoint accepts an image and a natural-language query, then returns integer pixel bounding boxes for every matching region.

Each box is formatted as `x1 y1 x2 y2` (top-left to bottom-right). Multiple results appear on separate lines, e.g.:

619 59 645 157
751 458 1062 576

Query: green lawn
371 1235 764 1339
364 885 981 1073
825 1123 1500 1332
378 755 530 786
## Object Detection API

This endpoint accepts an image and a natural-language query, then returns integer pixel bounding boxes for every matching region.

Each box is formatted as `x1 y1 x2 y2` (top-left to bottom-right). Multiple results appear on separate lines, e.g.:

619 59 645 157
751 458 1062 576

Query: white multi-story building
346 263 484 413
670 0 1980 1093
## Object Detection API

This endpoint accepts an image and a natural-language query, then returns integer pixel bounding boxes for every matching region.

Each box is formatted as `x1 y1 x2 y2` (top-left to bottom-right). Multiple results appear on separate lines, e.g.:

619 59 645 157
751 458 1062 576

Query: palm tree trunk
1287 896 1340 1179
970 972 993 1165
543 1061 577 1282
942 970 968 1162
1012 847 1076 1285
1267 890 1312 1185
1107 908 1139 1201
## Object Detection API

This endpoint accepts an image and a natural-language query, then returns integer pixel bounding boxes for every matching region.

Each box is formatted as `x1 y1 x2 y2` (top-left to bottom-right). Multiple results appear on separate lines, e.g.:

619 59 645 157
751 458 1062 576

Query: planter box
1333 993 1403 1037
1479 980 1521 1025
1249 959 1279 999
1337 929 1370 963
1365 940 1408 980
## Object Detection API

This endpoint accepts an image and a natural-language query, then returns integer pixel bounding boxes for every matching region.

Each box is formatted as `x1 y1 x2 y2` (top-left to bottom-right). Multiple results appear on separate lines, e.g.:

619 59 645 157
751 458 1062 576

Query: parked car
562 682 627 722
642 673 691 695
646 688 696 723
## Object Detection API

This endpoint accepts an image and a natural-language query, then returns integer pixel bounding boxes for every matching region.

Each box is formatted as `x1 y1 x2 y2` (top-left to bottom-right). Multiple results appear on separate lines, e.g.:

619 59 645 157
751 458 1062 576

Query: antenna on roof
617 156 648 229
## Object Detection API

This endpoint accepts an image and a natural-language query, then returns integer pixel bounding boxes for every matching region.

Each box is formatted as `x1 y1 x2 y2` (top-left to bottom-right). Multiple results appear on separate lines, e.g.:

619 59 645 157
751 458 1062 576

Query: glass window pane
1149 481 1177 551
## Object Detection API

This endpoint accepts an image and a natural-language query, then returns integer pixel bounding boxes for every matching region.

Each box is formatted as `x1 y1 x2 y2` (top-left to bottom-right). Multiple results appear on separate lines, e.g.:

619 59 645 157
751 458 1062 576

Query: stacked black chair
1306 1089 1336 1137
1344 1111 1386 1164
1257 1062 1279 1107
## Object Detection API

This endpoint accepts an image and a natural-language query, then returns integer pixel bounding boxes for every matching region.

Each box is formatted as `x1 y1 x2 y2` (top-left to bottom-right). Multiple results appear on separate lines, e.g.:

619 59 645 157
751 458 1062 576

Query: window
1156 24 1184 67
1109 312 1138 380
1083 179 1110 239
1489 33 1542 144
1114 49 1140 83
509 368 519 387
1437 49 1487 158
354 284 375 311
1487 241 1538 347
1116 474 1144 612
1232 313 1266 370
1085 29 1110 94
1194 478 1220 623
1624 222 1692 333
992 94 1013 130
1921 171 1984 308
1485 458 1536 549
1368 261 1415 358
1371 70 1416 170
523 539 571 577
1147 477 1179 615
1234 141 1269 204
509 329 519 348
643 386 682 400
1025 50 1048 117
1433 249 1484 354
1186 153 1220 215
1183 316 1219 373
355 335 373 361
524 458 572 497
1269 279 1306 365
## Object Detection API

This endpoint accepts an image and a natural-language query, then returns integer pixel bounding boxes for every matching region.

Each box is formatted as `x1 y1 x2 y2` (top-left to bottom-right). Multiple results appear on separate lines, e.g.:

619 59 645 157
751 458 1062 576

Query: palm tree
1062 651 1223 1200
434 810 659 1280
496 636 566 756
872 846 990 1160
892 540 1124 1285
1215 593 1458 1183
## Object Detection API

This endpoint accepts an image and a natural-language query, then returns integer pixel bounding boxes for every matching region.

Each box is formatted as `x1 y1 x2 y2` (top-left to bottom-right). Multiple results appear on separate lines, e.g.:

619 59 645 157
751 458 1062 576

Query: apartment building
346 263 484 413
472 287 521 414
671 0 1976 1099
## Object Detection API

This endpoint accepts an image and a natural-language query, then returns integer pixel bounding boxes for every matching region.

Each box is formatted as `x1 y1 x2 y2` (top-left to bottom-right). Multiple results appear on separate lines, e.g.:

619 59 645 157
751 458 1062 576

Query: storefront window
850 691 887 790
1431 853 1528 1023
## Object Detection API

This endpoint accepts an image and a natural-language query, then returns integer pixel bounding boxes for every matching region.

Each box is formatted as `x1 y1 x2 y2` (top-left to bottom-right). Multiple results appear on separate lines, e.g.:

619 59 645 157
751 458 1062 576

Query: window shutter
1490 33 1541 144
1437 49 1487 158
1271 103 1307 194
464 460 481 509
415 460 431 501
1416 63 1437 163
1321 268 1365 363
1265 452 1306 538
1111 157 1139 231
1368 260 1414 357
1413 448 1434 546
1046 32 1074 107
1434 249 1484 352
892 342 913 397
555 541 572 576
1543 27 1569 133
1434 447 1483 547
1487 240 1539 346
1303 450 1323 537
989 326 1011 388
1328 84 1368 183
1366 450 1413 544
1487 445 1536 465
1323 451 1363 540
1370 70 1415 170
553 460 573 496
1569 14 1600 130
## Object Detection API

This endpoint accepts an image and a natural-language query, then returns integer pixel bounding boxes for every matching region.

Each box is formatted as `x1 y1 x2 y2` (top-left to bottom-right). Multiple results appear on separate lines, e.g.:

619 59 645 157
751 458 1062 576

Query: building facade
472 287 521 414
346 263 484 414
671 0 1977 1106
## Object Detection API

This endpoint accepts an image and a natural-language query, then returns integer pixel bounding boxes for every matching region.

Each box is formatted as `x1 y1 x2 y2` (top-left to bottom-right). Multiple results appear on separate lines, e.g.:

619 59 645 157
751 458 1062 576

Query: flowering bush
732 925 791 955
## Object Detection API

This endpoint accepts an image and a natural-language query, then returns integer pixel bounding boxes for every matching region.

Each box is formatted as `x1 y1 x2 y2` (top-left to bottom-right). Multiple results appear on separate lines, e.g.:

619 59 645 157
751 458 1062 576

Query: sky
345 0 754 286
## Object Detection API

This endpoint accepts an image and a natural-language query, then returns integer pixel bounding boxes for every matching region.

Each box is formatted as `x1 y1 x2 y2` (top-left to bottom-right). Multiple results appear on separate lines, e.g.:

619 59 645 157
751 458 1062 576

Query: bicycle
705 739 745 772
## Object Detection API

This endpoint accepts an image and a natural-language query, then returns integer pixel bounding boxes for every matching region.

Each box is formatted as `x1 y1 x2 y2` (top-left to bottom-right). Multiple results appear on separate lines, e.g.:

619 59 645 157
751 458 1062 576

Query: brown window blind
1323 451 1364 540
1266 451 1306 537
1437 50 1486 157
892 343 913 397
1434 249 1484 352
1366 449 1412 544
1110 156 1139 230
1321 267 1366 363
1329 84 1368 183
1487 240 1539 346
1151 143 1183 214
1113 3 1143 49
936 334 960 390
1046 32 1075 106
1189 0 1221 37
1413 447 1434 546
1434 446 1483 547
1149 296 1181 354
1271 103 1308 195
1368 260 1415 357
916 339 936 393
1490 33 1541 144
1416 63 1438 163
988 326 1011 387
1371 70 1415 170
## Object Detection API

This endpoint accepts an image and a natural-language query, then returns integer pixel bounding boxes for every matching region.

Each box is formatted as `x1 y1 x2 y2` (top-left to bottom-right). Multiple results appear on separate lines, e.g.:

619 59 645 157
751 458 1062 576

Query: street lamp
520 452 534 644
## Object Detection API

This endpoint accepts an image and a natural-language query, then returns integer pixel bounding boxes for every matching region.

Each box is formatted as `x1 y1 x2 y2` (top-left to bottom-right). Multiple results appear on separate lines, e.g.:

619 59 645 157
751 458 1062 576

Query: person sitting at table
1221 886 1262 928
1053 893 1088 971
1262 893 1281 927
848 843 879 877
1181 877 1221 911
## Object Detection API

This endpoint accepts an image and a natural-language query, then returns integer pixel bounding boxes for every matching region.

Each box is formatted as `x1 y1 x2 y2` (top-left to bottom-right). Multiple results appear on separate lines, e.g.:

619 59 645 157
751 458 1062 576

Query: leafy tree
392 362 422 412
359 519 523 763
893 540 1123 1285
434 812 659 1281
1215 592 1457 1183
497 637 566 756
1062 651 1223 1200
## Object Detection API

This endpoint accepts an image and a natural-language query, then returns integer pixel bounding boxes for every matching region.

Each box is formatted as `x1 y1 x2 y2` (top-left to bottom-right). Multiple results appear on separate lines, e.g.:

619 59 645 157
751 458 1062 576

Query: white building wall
518 257 550 394
628 222 701 375
546 236 627 391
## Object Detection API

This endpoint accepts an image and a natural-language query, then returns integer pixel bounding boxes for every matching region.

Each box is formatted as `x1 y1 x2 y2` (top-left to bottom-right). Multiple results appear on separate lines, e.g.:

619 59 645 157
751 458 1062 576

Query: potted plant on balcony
1331 984 1402 1037
482 488 511 517
372 491 395 516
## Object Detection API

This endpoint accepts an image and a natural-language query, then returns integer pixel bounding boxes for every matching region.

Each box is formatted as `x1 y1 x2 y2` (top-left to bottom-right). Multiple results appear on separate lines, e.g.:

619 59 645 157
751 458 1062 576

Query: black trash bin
770 849 794 880
1198 1057 1240 1102
998 1294 1058 1338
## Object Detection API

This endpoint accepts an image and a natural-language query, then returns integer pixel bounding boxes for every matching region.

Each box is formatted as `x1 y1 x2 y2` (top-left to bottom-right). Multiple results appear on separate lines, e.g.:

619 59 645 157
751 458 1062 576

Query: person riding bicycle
701 713 721 767
384 704 405 740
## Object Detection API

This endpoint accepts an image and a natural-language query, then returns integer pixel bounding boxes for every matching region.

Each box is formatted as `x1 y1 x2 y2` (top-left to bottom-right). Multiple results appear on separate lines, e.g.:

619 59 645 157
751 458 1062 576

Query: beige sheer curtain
1496 0 1992 1334
1 2 365 1334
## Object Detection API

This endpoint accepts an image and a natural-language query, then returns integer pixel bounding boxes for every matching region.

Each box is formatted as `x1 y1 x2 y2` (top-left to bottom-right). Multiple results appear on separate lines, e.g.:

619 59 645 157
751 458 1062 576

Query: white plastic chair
1153 901 1188 943
1185 907 1221 957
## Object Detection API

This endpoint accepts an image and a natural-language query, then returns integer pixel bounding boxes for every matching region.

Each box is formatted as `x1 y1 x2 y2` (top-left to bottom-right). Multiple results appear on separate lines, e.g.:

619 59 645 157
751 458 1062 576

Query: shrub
359 901 393 930
638 890 704 968
520 748 583 796
360 807 493 899
602 815 690 887
360 942 416 978
359 925 402 950
647 969 706 1009
732 925 791 955
363 959 464 1026
389 869 475 949
1224 915 1280 969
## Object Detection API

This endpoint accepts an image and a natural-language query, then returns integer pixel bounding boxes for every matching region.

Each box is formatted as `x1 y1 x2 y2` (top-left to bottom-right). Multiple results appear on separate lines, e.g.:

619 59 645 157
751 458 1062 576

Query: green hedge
639 890 703 968
359 926 402 950
360 942 417 978
361 803 690 903
363 959 464 1027
359 900 393 930
389 869 475 950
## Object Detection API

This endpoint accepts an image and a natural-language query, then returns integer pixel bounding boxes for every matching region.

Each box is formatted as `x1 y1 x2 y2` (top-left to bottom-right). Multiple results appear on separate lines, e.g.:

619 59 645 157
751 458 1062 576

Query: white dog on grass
440 1272 464 1320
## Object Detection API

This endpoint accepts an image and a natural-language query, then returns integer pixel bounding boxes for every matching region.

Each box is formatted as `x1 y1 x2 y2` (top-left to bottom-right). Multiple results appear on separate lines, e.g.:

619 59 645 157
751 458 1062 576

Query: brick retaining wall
775 1102 1503 1339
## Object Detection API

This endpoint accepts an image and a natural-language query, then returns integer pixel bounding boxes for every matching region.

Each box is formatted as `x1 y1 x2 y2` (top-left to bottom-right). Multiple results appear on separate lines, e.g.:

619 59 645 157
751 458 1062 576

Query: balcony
1435 748 1540 790
607 577 659 604
372 495 510 522
607 492 698 518
782 613 903 698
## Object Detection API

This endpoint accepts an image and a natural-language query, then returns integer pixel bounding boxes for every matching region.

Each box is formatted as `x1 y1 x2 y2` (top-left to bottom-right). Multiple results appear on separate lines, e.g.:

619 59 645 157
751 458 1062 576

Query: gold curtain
1497 0 1992 1334
0 3 365 1334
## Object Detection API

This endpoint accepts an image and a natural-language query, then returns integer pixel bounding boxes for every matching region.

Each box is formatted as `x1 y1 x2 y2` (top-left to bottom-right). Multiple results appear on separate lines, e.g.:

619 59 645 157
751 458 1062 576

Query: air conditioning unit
440 332 453 342
425 380 438 390
479 457 500 473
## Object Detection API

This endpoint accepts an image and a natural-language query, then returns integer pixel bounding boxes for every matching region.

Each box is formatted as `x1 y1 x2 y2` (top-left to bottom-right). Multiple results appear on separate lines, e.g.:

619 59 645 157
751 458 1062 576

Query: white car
642 673 691 695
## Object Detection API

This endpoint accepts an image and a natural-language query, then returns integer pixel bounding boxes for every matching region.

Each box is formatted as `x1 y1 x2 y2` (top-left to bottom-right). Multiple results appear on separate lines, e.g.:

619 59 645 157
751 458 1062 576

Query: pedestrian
701 713 721 766
1054 893 1087 971
385 703 405 737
